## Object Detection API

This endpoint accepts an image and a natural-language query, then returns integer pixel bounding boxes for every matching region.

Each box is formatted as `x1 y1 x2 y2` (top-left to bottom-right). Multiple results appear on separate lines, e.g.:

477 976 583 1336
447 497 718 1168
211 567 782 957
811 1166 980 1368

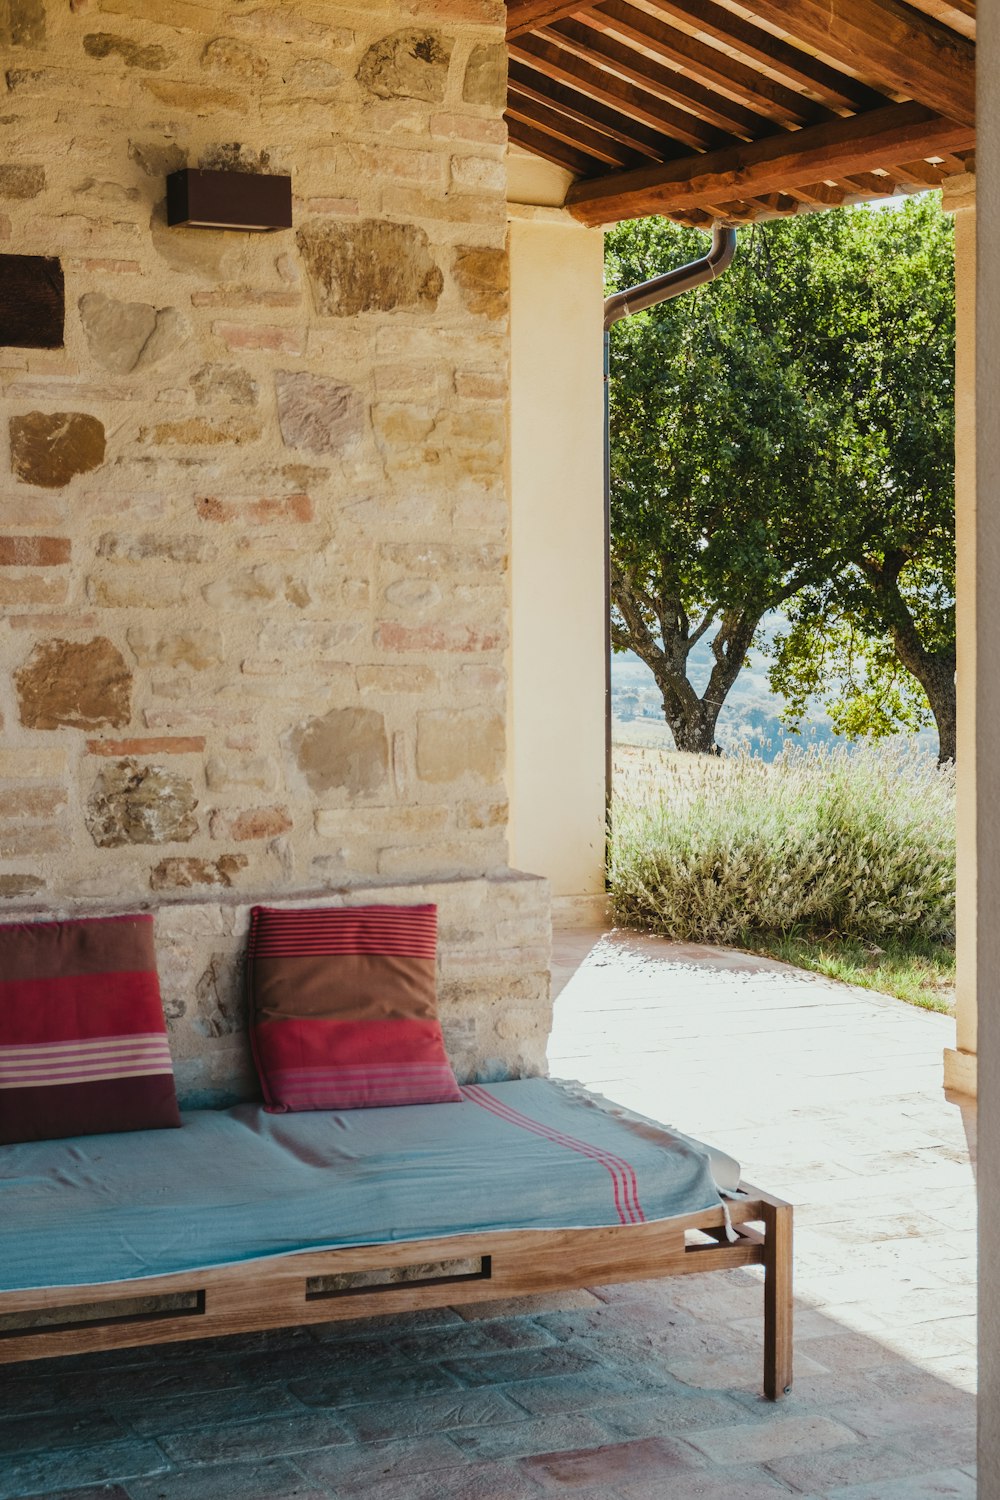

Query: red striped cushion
0 914 180 1145
248 904 461 1112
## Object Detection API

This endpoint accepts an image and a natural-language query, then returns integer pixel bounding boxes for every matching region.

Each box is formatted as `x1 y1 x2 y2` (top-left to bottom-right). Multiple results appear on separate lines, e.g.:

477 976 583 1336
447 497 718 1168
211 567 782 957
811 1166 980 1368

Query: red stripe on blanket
0 972 168 1047
256 1016 456 1067
461 1085 646 1225
248 905 437 959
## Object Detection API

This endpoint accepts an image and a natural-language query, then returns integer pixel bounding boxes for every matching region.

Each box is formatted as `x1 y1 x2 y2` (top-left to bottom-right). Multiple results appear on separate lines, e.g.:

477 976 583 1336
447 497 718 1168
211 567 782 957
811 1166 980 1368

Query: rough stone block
86 760 199 847
126 625 224 671
291 707 389 796
463 42 506 107
357 29 453 102
211 805 294 841
297 220 444 318
16 636 131 730
150 855 248 891
9 411 105 488
452 246 508 318
417 709 504 784
79 293 189 373
275 370 364 454
83 32 171 69
0 163 45 199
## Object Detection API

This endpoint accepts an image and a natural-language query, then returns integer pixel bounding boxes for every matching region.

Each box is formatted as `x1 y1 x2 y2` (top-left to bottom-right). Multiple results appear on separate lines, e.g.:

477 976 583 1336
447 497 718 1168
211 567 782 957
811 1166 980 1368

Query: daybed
0 1076 793 1398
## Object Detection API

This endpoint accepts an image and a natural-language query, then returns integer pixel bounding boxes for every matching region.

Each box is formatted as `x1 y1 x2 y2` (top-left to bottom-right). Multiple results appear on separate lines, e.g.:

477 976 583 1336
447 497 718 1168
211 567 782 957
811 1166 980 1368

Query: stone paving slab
0 929 976 1500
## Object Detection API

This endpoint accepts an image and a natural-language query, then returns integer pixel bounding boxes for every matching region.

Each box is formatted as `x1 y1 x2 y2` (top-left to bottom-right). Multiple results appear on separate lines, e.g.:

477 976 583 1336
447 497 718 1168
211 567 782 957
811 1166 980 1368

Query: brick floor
0 929 976 1500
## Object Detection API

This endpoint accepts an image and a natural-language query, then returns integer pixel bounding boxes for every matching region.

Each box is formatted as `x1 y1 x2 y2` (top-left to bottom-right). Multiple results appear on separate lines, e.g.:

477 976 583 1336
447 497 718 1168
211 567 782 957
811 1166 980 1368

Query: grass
742 930 955 1013
610 740 956 1014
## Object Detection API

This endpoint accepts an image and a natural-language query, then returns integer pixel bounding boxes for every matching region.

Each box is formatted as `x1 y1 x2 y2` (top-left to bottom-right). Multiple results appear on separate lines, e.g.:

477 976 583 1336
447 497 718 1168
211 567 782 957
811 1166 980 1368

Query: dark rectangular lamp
166 169 292 231
0 255 64 349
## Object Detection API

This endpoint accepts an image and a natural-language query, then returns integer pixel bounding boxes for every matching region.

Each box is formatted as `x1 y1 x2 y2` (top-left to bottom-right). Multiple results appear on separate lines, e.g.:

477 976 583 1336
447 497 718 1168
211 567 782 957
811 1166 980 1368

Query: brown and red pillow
248 903 461 1112
0 913 180 1146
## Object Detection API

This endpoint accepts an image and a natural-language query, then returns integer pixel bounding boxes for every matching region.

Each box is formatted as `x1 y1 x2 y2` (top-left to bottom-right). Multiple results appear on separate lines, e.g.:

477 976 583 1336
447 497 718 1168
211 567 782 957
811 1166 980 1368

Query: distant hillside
611 614 938 761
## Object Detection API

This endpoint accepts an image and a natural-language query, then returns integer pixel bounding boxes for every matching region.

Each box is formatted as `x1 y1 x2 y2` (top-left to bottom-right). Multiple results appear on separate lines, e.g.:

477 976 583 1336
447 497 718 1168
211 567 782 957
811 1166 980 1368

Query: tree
607 198 955 758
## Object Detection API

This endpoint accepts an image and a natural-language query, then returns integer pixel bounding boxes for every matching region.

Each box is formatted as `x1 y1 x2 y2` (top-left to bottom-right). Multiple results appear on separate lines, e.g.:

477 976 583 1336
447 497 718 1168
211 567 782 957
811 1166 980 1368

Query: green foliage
769 615 933 740
609 742 955 947
606 197 956 755
745 931 954 1014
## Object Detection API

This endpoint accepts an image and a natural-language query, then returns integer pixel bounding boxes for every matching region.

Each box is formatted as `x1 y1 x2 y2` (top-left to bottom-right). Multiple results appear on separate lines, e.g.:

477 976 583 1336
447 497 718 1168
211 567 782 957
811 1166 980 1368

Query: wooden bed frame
0 1182 793 1399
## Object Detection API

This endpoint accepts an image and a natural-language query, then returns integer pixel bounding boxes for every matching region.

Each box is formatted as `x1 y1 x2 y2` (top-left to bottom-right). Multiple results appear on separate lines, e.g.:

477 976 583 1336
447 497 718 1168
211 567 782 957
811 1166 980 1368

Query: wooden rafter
507 0 596 36
508 33 721 150
565 100 976 224
506 92 636 165
580 2 829 127
507 119 597 174
733 0 975 127
631 0 889 112
508 61 678 159
538 20 772 137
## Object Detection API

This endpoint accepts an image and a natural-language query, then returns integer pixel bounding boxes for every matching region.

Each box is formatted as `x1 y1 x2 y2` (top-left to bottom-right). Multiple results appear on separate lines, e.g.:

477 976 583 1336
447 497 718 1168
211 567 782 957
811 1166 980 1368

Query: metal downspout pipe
602 222 738 809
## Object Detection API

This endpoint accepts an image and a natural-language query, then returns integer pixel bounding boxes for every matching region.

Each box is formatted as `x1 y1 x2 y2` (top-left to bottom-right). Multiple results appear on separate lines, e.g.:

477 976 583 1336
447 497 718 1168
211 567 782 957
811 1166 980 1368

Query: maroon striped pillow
0 914 180 1145
248 903 461 1112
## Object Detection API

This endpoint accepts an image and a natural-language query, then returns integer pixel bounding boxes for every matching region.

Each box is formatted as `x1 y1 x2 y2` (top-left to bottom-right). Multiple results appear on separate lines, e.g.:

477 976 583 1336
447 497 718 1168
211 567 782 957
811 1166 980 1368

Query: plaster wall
978 2 1000 1487
507 210 608 913
0 0 552 1097
944 176 977 1096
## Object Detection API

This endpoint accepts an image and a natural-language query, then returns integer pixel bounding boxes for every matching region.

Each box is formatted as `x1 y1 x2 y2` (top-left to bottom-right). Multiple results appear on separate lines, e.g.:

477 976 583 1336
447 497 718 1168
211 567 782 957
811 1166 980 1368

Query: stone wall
0 0 553 1090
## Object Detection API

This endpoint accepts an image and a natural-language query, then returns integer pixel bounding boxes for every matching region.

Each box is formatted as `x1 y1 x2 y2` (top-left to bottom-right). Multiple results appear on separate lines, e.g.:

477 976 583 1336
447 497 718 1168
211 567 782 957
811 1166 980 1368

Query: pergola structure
504 0 976 226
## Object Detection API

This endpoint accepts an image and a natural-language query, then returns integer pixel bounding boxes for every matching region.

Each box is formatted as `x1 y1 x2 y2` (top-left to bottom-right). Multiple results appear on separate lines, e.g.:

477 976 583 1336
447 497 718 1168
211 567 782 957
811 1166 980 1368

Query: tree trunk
892 637 956 763
655 678 723 753
609 564 764 754
865 557 957 764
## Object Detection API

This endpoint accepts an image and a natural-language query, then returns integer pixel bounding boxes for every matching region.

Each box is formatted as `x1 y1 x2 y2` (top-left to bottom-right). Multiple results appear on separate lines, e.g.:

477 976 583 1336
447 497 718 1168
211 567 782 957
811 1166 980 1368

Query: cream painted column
979 2 1000 1487
507 153 608 920
944 173 977 1097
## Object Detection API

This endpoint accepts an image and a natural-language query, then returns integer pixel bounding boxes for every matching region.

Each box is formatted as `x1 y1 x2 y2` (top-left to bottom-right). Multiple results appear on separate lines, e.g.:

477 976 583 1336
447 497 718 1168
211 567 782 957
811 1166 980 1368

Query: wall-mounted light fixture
166 169 293 231
0 255 64 348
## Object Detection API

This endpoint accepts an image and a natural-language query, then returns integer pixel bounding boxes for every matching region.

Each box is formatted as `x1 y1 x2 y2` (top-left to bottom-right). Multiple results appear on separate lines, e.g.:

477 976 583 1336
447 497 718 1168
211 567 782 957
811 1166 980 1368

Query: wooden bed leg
762 1199 793 1400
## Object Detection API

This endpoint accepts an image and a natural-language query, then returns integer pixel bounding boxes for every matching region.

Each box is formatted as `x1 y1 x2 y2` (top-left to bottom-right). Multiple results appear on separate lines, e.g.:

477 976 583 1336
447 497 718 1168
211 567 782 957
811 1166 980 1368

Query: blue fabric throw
0 1078 728 1292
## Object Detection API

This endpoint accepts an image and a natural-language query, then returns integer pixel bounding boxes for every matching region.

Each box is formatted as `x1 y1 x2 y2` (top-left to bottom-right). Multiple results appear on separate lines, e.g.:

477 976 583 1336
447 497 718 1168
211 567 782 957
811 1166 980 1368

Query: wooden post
762 1199 794 1399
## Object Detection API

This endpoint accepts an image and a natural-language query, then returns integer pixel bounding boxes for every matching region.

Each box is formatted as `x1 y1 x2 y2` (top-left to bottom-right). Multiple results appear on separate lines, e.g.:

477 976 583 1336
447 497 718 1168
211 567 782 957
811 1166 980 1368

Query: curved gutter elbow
603 223 737 332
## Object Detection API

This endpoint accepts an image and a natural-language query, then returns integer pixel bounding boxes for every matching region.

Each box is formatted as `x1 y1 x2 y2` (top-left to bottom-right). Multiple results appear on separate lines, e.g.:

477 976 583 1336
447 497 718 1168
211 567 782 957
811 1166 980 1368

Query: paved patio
1 929 976 1500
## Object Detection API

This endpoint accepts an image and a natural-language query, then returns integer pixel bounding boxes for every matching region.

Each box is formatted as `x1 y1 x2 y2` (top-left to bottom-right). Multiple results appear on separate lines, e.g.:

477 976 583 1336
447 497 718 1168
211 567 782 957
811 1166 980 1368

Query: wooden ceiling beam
508 33 720 149
566 99 976 223
584 1 828 126
635 0 888 112
507 117 597 173
733 0 975 127
507 0 598 38
507 61 678 158
505 93 638 165
541 19 773 137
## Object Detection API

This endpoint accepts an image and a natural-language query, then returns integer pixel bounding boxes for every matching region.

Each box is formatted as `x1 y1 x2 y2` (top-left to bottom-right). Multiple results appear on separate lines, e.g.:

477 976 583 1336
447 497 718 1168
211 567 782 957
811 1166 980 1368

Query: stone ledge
944 1045 977 1097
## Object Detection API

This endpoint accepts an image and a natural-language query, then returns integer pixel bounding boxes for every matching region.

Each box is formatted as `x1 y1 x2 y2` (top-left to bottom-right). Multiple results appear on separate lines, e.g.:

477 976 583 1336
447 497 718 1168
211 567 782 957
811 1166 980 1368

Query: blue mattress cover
0 1079 726 1292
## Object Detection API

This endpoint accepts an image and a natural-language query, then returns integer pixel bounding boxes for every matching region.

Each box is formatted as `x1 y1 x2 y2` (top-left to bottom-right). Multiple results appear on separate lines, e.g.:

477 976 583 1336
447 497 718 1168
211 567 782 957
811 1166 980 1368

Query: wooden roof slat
507 118 598 173
507 0 598 37
731 0 975 126
542 18 775 136
565 99 976 223
508 60 680 158
584 0 830 125
506 92 640 165
624 0 888 111
903 0 975 41
509 32 721 149
890 158 950 184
